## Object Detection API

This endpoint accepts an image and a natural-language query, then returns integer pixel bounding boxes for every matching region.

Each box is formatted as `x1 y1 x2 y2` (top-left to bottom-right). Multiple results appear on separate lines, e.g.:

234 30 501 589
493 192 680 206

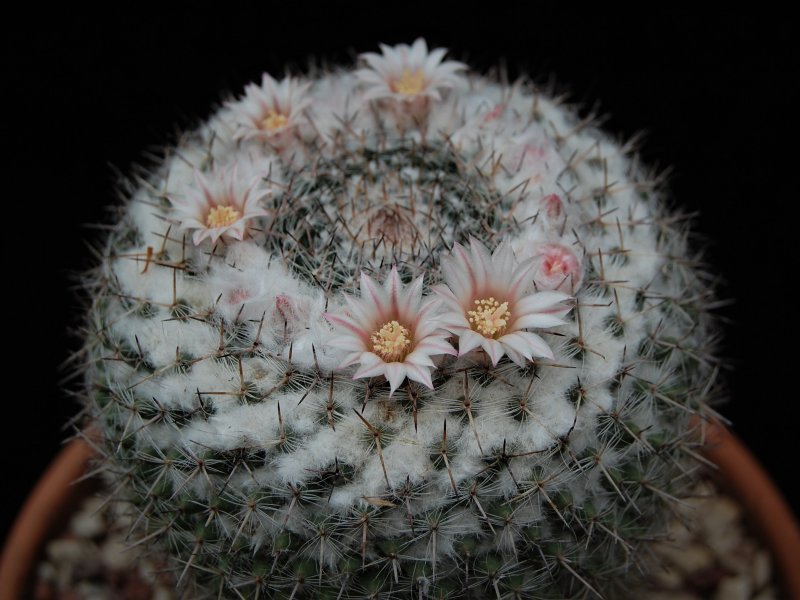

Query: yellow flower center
468 297 511 338
261 110 288 131
391 68 425 95
371 320 413 362
206 205 241 228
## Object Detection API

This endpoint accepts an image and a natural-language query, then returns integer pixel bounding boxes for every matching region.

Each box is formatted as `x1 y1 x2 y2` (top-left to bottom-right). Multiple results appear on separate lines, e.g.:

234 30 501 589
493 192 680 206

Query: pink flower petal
503 346 528 368
482 339 505 366
413 338 458 357
431 285 464 314
513 313 567 329
405 362 434 389
360 271 388 317
353 353 389 379
324 313 367 339
515 291 571 314
506 331 554 360
385 267 403 314
458 329 486 356
489 241 517 287
327 335 366 352
339 352 365 368
507 259 538 298
499 332 535 361
449 242 479 297
342 294 377 330
468 237 493 292
398 275 424 317
384 363 407 394
405 351 436 368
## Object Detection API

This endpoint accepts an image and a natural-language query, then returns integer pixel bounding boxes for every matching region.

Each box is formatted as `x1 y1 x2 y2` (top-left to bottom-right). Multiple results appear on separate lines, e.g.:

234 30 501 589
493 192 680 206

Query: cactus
77 39 721 599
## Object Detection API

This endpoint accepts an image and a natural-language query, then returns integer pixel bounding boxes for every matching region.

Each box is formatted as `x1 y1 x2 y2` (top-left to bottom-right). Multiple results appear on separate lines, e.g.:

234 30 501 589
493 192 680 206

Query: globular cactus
78 39 721 599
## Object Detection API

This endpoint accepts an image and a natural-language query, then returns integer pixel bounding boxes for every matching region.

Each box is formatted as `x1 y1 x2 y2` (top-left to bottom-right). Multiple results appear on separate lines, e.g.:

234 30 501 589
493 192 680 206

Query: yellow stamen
467 297 511 338
544 253 567 274
371 320 413 362
391 68 425 95
206 205 241 228
261 110 288 131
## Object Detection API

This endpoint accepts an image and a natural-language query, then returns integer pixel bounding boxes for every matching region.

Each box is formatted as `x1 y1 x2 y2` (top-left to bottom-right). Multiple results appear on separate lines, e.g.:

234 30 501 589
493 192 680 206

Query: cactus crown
79 39 720 599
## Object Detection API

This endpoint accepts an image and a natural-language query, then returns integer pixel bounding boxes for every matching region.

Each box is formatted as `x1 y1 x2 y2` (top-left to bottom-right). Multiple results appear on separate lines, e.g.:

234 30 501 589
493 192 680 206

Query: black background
3 7 798 548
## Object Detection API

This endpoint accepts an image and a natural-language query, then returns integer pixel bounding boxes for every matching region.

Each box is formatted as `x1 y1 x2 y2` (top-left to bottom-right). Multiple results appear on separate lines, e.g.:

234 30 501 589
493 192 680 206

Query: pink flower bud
542 194 563 220
483 103 506 122
533 243 582 294
225 288 252 306
275 295 294 321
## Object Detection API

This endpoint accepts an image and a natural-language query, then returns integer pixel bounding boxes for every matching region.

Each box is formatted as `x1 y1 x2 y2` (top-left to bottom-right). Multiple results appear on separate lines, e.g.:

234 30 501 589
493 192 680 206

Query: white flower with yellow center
434 238 572 367
355 38 466 103
170 167 269 245
232 73 312 141
324 267 456 394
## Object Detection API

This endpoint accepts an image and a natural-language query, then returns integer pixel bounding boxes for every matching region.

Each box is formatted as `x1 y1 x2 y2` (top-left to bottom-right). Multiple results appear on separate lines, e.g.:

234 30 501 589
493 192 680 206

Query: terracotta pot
0 439 95 600
702 422 800 599
1 424 798 599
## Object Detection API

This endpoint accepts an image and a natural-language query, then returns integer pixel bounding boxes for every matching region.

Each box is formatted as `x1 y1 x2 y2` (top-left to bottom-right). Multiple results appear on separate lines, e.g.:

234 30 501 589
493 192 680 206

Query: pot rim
0 436 95 600
699 419 800 599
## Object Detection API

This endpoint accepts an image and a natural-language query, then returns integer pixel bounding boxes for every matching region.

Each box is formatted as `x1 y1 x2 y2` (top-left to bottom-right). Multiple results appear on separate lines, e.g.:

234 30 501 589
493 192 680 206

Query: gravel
641 481 781 599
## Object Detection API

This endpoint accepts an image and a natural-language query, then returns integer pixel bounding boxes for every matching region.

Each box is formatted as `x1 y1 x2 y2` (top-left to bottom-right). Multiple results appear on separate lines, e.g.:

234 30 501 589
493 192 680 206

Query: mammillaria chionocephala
78 39 721 598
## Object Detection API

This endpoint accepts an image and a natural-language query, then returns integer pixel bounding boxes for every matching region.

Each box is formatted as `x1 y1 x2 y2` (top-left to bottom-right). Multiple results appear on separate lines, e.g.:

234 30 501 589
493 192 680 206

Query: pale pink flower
232 73 312 141
324 267 456 394
355 38 466 103
171 167 268 245
434 238 571 367
532 243 582 294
